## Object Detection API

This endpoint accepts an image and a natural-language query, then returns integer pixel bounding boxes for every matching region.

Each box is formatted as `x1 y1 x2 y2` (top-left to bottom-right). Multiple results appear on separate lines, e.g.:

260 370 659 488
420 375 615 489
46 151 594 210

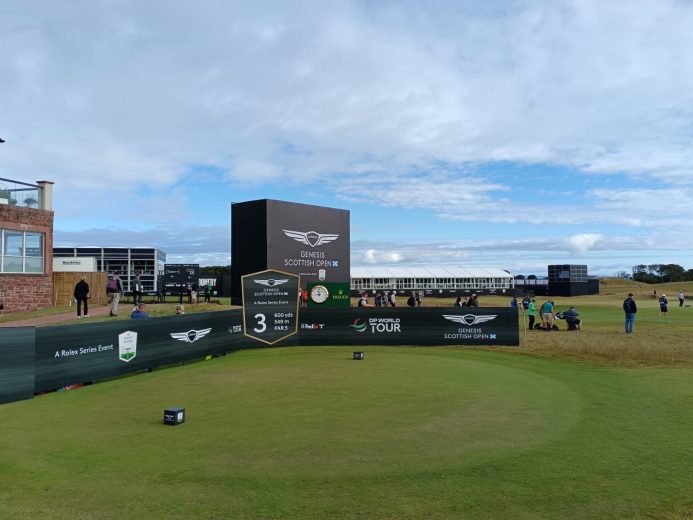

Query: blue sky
2 0 693 276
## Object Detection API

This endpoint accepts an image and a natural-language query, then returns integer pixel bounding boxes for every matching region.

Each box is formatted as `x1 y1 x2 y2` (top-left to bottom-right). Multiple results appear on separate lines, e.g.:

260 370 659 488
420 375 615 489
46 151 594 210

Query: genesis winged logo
170 328 212 343
443 314 497 326
254 278 289 287
283 229 339 248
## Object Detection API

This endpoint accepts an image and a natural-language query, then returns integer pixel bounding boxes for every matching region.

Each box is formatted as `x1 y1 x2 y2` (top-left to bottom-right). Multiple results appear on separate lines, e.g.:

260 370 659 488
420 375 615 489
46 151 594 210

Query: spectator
522 296 530 310
175 304 185 315
73 276 90 319
454 296 463 307
564 306 581 330
375 292 383 307
132 274 143 306
107 273 124 317
389 291 397 307
540 299 554 330
416 291 423 307
658 294 668 317
358 292 373 307
527 298 537 330
510 296 518 308
678 290 685 308
407 292 416 307
468 294 479 307
623 293 637 334
131 302 150 319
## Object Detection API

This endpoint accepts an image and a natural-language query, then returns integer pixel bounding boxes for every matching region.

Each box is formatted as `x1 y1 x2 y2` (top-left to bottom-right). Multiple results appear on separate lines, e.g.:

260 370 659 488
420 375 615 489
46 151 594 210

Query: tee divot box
353 351 364 360
164 407 185 426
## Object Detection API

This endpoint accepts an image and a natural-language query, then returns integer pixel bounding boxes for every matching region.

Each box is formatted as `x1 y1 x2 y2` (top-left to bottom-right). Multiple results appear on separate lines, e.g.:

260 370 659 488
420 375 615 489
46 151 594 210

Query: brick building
0 179 54 312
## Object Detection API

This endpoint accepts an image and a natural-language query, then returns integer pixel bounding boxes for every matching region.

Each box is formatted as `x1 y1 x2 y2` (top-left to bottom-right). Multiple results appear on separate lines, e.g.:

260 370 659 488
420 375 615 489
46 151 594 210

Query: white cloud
4 0 693 272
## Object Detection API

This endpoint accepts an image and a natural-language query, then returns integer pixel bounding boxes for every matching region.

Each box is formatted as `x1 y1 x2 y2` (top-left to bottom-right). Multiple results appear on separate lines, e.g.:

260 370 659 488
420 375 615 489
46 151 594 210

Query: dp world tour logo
443 314 497 326
170 328 212 343
349 317 401 334
118 331 137 362
254 278 288 287
349 319 368 333
283 229 339 248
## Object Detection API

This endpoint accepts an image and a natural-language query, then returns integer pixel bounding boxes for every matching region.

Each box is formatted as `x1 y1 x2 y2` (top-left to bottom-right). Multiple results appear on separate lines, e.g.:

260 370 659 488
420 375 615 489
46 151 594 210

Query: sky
2 0 693 277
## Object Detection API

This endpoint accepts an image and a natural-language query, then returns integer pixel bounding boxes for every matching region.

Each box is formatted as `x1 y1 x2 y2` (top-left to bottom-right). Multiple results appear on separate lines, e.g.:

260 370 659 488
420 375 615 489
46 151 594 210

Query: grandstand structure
350 266 515 297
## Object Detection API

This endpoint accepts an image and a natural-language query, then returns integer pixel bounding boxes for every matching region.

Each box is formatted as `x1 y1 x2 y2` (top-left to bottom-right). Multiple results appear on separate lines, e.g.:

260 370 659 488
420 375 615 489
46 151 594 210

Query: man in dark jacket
73 276 90 318
564 306 581 330
623 293 637 334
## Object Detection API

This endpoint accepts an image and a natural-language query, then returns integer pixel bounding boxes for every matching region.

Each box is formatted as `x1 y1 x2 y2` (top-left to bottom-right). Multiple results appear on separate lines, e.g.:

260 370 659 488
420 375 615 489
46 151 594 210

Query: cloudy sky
2 0 693 276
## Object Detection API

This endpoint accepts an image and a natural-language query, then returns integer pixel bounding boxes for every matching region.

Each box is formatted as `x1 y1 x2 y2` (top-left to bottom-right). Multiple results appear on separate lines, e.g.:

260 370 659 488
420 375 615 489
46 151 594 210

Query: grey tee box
353 352 364 360
164 407 185 425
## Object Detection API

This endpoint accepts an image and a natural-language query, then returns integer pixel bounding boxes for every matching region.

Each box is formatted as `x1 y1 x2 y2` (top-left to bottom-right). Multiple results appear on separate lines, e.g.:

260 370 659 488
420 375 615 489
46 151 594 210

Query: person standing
658 294 669 317
527 298 537 330
73 276 90 318
107 273 124 317
623 292 637 334
132 274 143 307
678 290 685 308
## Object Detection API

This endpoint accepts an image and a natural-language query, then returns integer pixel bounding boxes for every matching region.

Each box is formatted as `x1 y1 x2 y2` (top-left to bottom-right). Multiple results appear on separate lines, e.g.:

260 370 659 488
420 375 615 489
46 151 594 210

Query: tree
200 265 231 277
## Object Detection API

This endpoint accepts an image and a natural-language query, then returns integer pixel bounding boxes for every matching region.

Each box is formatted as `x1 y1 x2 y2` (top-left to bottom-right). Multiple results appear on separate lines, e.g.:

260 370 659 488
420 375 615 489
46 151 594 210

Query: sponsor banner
307 282 351 308
34 310 247 391
298 308 519 346
265 199 350 285
242 269 300 345
0 327 35 404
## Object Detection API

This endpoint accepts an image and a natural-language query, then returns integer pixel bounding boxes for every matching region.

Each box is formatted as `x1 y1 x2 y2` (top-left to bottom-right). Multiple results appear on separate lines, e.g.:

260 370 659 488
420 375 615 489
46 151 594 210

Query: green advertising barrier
297 307 519 346
1 306 518 406
0 327 35 404
34 310 248 392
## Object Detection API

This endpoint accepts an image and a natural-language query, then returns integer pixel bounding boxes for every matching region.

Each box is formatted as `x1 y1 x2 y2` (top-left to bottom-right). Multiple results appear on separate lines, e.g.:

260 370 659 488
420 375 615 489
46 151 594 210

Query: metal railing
0 177 42 209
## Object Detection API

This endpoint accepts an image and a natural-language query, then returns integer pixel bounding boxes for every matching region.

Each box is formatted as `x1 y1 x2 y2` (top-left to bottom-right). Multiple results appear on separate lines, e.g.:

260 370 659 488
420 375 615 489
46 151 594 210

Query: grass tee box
1 346 691 519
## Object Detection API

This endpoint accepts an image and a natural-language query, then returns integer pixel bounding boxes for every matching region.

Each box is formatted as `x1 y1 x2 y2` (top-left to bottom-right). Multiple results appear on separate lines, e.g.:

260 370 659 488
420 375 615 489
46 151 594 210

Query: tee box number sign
241 269 300 345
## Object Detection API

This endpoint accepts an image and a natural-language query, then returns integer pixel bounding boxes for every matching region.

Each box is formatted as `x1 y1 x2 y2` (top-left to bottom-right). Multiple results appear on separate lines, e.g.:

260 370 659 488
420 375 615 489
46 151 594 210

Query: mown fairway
1 344 692 519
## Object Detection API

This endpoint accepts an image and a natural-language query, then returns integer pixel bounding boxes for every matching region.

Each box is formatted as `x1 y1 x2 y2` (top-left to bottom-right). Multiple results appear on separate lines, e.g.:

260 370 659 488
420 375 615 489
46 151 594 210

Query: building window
1 230 44 273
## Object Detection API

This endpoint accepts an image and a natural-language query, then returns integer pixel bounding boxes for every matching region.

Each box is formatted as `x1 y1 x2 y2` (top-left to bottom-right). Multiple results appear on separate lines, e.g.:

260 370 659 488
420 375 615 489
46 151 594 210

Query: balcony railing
0 177 42 209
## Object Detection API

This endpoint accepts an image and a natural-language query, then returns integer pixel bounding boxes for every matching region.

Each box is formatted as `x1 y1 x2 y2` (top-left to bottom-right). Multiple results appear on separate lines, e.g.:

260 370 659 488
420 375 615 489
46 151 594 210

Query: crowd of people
70 275 686 334
70 273 214 320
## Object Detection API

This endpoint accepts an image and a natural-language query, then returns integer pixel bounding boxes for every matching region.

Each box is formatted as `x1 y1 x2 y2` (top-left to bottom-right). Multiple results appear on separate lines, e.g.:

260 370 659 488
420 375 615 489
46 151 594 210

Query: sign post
242 269 300 345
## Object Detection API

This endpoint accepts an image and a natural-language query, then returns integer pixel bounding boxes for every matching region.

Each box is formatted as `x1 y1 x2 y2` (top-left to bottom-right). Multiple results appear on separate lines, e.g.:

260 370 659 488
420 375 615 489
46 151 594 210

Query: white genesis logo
443 314 497 326
254 279 289 287
283 229 339 248
170 328 212 343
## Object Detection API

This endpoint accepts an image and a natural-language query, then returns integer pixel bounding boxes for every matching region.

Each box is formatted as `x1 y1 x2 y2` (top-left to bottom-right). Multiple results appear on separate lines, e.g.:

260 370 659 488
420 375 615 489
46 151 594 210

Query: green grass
2 278 693 518
1 346 692 519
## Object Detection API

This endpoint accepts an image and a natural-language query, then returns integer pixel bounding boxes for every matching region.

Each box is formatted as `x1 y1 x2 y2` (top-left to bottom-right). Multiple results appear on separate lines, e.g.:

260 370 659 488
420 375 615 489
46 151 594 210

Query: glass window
4 231 23 256
25 257 43 273
1 230 44 273
3 256 23 273
25 233 43 256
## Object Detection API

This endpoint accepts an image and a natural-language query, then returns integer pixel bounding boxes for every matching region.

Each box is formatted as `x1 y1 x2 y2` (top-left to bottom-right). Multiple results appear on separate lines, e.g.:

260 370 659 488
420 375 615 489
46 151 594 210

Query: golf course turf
1 345 692 519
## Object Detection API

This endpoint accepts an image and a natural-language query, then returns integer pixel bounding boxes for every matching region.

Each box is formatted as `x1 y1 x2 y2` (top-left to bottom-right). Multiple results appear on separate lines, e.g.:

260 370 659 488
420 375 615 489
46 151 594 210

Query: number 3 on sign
253 313 267 333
